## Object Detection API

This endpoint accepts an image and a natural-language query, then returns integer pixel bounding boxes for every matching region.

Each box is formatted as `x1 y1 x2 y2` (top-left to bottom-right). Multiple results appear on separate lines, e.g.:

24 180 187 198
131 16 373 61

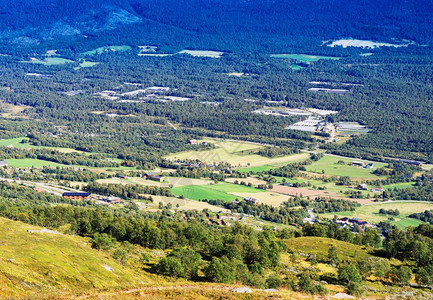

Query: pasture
0 137 85 154
171 182 261 202
318 201 433 228
229 191 290 207
306 155 387 179
82 45 132 56
142 195 228 212
74 60 99 70
5 158 68 168
24 57 74 65
271 54 341 62
166 138 310 168
177 50 224 58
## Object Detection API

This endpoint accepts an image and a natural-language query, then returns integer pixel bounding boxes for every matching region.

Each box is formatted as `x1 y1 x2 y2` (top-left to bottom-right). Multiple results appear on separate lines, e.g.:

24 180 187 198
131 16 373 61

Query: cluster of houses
335 217 374 230
244 197 260 205
356 183 385 193
62 192 92 200
117 173 164 182
179 212 234 227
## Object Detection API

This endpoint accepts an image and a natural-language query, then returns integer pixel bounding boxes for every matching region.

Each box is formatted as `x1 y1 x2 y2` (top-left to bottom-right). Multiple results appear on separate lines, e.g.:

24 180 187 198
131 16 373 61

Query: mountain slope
0 217 149 298
0 0 432 53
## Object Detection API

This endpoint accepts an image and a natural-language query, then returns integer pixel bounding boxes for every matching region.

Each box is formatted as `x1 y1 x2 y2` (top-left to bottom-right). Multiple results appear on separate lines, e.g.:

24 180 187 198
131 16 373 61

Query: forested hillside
0 0 432 53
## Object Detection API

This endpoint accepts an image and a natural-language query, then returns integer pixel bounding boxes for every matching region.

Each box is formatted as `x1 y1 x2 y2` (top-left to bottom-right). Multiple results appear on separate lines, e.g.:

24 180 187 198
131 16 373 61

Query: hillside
0 217 150 298
0 0 432 53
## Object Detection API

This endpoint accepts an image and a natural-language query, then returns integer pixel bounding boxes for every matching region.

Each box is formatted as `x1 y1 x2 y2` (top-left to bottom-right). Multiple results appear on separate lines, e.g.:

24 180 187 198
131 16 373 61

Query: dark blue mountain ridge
0 0 432 53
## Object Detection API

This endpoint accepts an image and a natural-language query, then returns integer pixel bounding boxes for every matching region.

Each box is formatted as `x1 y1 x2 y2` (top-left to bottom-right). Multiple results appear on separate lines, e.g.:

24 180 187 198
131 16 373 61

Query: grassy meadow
166 138 310 168
271 54 341 62
306 155 387 179
171 182 262 202
318 201 433 228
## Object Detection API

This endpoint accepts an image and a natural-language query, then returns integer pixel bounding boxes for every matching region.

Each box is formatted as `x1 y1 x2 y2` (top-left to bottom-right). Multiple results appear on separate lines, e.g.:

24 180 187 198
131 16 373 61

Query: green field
271 54 341 62
171 182 262 201
74 60 99 70
306 155 387 179
383 182 415 190
319 201 433 228
0 137 84 153
166 138 310 168
82 45 132 56
23 57 74 65
5 159 71 168
177 50 224 58
291 64 305 70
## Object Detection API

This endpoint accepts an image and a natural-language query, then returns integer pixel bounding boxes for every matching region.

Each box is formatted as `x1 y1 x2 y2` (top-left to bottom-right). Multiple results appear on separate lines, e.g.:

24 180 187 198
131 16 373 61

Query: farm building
0 161 7 167
244 197 259 205
371 187 385 192
118 175 129 179
103 196 122 204
143 172 156 179
352 161 365 167
62 192 91 200
150 175 163 182
188 139 198 145
401 159 422 166
358 183 368 190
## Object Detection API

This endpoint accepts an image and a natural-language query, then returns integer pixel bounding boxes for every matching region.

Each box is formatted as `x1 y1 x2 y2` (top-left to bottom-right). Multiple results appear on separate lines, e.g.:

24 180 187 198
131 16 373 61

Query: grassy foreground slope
0 217 149 298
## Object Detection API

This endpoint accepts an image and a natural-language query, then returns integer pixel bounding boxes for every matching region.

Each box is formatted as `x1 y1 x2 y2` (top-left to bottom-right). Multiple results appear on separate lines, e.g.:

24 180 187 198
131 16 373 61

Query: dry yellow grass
228 192 290 207
225 177 267 186
166 138 310 168
142 195 227 212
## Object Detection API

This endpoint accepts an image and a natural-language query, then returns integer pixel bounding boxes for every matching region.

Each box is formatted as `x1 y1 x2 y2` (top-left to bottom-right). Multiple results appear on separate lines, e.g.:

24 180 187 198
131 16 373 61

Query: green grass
74 60 99 70
285 237 374 261
0 137 83 153
383 182 415 190
319 201 433 228
171 182 262 201
167 138 310 168
271 54 341 62
23 57 74 65
306 155 387 179
82 45 132 56
290 64 305 70
0 217 150 298
238 165 276 173
5 159 70 168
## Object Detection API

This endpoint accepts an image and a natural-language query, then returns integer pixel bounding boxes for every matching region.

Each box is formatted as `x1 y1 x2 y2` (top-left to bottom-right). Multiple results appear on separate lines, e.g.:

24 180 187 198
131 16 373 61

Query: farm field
177 50 224 58
271 54 341 62
125 177 213 188
306 155 387 179
0 137 85 153
74 60 99 70
229 191 290 207
5 159 71 168
23 57 74 65
141 195 228 212
318 201 433 228
82 45 132 56
383 182 415 190
171 182 262 202
166 138 310 167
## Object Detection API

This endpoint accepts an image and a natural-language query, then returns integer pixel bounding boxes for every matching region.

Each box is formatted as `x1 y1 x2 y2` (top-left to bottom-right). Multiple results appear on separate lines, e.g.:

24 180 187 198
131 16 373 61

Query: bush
266 273 282 289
